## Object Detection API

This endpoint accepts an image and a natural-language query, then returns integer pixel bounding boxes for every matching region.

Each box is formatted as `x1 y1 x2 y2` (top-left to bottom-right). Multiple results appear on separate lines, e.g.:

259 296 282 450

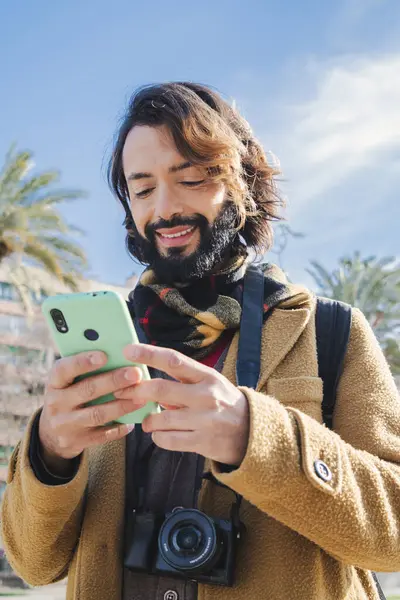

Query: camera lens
84 329 99 341
174 526 202 553
50 309 69 333
158 509 222 573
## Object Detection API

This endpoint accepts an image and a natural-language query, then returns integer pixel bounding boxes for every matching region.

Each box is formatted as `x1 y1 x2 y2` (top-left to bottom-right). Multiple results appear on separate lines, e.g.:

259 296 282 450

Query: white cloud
265 54 400 218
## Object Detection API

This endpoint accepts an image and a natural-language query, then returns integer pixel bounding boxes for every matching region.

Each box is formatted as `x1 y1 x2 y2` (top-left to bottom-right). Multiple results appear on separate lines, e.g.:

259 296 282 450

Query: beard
127 202 244 284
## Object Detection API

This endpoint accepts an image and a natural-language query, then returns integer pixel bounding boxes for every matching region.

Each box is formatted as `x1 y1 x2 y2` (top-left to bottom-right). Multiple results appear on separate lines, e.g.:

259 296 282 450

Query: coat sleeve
212 308 400 572
0 410 89 586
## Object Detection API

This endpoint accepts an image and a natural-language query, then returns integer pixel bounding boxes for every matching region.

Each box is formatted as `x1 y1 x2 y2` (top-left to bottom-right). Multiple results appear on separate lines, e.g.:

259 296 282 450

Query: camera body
124 507 241 587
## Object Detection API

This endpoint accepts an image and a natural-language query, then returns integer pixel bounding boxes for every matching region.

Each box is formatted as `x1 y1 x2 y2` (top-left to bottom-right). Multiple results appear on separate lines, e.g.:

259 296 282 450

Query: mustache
145 214 208 237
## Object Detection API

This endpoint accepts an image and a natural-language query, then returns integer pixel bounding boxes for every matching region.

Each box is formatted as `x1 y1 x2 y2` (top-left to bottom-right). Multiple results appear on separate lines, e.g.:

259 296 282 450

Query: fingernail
90 352 105 365
126 424 135 433
124 368 139 382
127 345 140 360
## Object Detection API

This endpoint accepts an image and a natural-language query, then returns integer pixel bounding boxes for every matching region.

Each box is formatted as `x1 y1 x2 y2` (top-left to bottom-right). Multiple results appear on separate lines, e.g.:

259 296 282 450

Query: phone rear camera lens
50 309 69 333
84 329 99 341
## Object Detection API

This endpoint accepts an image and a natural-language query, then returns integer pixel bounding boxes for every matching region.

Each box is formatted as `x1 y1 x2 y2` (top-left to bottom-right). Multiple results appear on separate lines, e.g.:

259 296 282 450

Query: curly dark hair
107 82 284 261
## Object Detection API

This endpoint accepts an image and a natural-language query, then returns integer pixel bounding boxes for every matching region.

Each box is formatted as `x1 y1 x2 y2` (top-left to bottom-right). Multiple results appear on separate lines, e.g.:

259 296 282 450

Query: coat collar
257 303 312 389
226 264 314 390
221 294 314 391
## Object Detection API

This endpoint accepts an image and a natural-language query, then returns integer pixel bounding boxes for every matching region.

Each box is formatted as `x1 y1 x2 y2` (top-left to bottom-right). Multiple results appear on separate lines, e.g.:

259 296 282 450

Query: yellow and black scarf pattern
130 261 299 360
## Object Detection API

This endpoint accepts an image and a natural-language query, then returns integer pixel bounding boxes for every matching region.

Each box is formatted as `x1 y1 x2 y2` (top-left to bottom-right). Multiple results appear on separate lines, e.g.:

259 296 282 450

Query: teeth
160 227 194 239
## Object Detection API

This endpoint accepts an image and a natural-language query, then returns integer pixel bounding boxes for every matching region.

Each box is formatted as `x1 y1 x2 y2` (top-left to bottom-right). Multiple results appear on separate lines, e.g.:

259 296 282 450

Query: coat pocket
266 376 324 423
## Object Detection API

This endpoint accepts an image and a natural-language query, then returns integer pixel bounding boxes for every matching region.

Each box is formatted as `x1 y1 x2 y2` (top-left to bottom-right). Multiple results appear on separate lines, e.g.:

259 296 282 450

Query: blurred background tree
272 223 305 269
0 145 90 492
308 252 400 375
0 145 88 291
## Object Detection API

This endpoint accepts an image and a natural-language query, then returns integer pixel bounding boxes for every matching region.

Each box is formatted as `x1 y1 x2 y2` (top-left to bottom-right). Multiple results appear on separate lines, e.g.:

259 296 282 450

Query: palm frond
37 235 87 265
23 243 63 278
22 188 86 208
0 144 90 283
61 272 83 291
307 261 336 294
63 223 85 236
0 149 33 196
308 252 400 373
0 209 28 232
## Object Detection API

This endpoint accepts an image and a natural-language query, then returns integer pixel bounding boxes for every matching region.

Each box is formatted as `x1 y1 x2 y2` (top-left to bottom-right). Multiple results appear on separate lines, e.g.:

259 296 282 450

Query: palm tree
0 144 88 288
307 252 400 374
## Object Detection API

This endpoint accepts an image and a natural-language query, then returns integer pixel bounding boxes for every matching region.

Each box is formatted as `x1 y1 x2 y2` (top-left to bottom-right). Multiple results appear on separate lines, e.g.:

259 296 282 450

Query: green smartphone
42 290 160 425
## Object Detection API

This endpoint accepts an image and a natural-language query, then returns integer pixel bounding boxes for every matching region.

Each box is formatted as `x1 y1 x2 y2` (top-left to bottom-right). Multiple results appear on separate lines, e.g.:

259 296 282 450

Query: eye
134 180 206 198
180 180 206 187
134 187 155 198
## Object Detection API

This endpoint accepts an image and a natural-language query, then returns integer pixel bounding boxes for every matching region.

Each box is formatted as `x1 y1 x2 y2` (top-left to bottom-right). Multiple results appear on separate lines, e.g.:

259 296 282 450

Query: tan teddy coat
2 288 400 599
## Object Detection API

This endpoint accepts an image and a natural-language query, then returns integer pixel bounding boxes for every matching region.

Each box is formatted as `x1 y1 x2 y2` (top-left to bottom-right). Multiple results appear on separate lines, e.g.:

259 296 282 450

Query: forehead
122 125 182 173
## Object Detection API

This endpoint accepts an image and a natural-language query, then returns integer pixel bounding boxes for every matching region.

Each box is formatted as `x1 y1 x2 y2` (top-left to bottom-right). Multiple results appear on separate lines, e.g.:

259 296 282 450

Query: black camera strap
200 264 265 525
128 425 153 512
128 264 265 518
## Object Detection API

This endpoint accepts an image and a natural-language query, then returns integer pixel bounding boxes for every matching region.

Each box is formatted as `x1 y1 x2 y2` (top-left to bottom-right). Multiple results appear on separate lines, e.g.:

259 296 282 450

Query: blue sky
1 0 399 288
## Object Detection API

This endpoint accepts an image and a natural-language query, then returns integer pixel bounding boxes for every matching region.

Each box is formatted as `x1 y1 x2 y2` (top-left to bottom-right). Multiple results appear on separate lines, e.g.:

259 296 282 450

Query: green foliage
307 252 400 375
0 144 88 286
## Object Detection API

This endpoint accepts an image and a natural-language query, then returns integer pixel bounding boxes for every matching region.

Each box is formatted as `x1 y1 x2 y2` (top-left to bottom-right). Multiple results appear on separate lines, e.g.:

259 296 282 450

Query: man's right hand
38 351 143 473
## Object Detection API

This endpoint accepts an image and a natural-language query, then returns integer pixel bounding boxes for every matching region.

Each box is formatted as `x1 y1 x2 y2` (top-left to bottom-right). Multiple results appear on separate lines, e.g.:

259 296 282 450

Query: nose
154 184 183 220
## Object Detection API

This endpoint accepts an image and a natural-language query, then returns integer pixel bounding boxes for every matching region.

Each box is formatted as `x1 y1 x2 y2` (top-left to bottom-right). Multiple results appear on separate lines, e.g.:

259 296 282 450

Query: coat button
314 460 332 482
164 591 178 600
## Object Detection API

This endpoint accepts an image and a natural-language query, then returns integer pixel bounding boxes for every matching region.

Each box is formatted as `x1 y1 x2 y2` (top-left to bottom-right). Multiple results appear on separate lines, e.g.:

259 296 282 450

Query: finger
142 407 206 434
83 422 135 449
123 344 210 384
114 378 194 409
49 351 108 389
66 395 151 429
52 366 143 412
151 430 200 453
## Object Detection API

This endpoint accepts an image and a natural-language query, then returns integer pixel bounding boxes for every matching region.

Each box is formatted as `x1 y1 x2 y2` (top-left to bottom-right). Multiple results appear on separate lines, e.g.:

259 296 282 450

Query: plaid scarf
129 260 298 360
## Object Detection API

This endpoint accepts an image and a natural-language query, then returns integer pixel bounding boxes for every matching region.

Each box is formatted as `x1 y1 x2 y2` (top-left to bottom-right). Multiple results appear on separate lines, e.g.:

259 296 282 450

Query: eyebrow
127 161 192 182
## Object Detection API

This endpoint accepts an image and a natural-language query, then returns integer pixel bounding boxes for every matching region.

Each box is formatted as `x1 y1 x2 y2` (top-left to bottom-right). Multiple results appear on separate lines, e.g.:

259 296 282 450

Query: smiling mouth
156 226 196 247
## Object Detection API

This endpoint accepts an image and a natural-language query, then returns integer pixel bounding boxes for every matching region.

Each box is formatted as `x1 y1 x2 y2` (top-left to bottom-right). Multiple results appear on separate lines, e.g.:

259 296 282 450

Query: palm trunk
372 311 385 329
0 241 11 262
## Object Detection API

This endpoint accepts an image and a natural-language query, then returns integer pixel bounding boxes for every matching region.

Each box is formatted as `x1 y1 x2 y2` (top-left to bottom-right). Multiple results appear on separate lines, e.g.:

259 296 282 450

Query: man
2 82 400 600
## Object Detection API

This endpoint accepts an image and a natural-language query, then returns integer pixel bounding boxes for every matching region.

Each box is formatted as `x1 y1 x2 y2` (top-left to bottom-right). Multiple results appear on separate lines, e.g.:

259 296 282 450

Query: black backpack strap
237 288 385 598
316 299 386 598
236 265 265 389
315 297 352 429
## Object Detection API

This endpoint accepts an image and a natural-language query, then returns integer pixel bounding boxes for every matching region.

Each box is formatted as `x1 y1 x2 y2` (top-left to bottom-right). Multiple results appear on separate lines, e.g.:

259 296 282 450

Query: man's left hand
114 344 250 466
